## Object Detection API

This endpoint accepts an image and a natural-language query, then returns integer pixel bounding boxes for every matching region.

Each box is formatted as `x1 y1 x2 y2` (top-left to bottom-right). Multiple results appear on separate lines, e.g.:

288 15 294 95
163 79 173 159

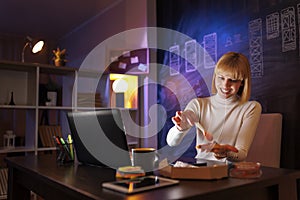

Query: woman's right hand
171 110 198 131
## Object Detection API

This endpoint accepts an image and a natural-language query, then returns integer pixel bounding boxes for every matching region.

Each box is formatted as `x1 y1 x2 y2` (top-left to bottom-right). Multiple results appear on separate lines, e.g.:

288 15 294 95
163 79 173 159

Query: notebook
66 109 132 168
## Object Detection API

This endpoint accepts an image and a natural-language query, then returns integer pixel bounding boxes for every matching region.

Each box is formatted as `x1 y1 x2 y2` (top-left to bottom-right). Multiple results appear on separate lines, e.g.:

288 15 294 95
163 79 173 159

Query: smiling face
211 52 251 104
215 73 243 99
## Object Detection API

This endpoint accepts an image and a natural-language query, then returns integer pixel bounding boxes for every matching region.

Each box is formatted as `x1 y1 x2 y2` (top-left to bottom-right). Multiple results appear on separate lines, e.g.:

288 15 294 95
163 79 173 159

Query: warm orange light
112 79 128 93
21 36 45 62
128 182 134 193
32 40 44 53
110 74 138 108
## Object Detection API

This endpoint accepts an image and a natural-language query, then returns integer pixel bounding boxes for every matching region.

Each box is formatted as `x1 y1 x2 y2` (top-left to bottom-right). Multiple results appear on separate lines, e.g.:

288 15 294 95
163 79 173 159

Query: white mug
131 147 159 173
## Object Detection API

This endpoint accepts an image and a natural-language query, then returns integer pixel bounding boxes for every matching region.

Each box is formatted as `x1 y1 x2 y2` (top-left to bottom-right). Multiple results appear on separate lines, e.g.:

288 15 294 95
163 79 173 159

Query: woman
167 52 262 162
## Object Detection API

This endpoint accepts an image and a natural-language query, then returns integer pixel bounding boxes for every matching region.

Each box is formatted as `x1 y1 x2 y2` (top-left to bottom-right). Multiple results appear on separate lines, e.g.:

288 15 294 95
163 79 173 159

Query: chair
246 113 283 168
38 125 63 147
0 168 7 199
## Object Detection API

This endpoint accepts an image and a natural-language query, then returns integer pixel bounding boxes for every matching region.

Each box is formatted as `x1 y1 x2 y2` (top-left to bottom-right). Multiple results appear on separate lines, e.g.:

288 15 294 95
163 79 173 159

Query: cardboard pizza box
158 159 228 180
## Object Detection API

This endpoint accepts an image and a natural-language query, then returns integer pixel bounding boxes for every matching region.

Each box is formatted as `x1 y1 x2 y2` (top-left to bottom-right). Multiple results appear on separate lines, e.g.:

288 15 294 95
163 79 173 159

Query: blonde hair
211 52 251 104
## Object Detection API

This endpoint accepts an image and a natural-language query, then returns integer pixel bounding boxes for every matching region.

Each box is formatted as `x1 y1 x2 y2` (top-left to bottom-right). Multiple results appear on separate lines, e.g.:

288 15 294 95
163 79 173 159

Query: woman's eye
230 79 242 84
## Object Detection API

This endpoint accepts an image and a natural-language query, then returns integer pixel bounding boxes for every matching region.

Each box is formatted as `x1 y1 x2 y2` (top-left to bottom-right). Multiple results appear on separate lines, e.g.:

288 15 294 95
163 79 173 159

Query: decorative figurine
52 47 67 66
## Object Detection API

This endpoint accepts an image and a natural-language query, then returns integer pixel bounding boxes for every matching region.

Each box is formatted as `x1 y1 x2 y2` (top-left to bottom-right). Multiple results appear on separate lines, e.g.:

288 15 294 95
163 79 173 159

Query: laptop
66 109 132 169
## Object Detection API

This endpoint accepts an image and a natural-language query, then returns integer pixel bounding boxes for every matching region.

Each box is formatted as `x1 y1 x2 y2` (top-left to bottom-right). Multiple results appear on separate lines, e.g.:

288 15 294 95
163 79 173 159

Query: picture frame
169 45 180 76
185 40 197 72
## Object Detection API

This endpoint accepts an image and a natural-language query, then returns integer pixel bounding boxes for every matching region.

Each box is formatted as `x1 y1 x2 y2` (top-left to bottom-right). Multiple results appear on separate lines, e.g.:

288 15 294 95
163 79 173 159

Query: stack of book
77 93 102 107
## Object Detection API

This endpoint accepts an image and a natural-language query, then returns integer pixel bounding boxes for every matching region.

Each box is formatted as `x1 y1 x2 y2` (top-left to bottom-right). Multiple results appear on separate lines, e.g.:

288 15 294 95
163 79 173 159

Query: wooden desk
5 155 300 200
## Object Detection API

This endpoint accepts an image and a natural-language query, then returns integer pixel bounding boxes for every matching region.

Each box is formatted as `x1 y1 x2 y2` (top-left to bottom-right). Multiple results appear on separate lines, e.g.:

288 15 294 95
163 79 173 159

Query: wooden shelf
0 60 140 164
0 60 77 75
0 146 35 154
37 147 57 151
0 60 78 158
38 106 74 110
0 105 36 109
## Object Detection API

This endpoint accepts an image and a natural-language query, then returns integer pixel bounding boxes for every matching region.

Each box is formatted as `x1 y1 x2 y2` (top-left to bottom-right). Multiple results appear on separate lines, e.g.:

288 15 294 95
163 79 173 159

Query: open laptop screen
66 109 132 168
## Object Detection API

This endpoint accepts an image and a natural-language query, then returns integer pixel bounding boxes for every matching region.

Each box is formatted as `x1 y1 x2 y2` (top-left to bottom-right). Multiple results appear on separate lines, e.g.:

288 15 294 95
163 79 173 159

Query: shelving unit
0 60 139 167
0 60 77 166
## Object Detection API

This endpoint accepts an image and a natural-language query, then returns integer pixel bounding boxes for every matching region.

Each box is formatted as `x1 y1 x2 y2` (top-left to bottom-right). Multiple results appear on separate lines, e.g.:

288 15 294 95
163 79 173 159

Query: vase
9 91 15 105
54 60 66 67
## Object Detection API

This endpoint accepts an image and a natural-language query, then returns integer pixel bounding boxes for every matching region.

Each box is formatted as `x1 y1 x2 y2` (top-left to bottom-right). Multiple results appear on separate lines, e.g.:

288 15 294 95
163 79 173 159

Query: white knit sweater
167 94 262 162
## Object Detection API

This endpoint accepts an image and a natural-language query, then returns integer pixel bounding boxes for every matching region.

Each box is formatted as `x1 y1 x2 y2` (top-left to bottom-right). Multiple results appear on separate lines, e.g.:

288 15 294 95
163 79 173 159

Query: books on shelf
77 93 102 107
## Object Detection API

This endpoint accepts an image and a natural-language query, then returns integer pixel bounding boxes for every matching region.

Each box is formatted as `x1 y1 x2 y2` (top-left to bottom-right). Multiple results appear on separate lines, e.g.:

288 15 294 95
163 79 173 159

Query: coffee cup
131 147 159 173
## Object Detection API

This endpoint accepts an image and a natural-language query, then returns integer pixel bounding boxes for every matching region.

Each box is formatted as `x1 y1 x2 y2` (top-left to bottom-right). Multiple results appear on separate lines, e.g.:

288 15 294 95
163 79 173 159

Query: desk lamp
21 36 44 62
112 78 128 107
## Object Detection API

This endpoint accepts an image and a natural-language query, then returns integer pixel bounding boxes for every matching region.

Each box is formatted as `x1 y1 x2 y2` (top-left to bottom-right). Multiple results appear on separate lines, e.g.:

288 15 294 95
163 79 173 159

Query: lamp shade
32 40 44 53
21 36 45 62
112 79 128 93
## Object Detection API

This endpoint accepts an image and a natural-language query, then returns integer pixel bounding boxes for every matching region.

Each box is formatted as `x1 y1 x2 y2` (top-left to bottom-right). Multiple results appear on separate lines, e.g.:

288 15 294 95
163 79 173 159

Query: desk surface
5 155 300 200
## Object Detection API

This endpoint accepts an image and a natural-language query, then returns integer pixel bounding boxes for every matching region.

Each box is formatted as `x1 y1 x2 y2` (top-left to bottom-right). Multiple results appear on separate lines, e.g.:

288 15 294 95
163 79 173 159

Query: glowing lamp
112 79 128 93
21 36 45 62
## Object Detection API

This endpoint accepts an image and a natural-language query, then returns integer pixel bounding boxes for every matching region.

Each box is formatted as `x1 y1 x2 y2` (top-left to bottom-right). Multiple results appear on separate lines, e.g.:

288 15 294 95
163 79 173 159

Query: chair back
246 113 283 168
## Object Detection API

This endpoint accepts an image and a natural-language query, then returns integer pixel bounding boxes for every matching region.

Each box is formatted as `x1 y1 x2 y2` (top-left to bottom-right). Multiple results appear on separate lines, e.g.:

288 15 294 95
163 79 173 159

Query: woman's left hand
196 143 238 159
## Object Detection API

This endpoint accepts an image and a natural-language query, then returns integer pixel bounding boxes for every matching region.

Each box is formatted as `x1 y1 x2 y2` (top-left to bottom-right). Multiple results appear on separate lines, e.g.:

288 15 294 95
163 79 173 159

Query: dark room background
1 0 300 170
157 0 300 169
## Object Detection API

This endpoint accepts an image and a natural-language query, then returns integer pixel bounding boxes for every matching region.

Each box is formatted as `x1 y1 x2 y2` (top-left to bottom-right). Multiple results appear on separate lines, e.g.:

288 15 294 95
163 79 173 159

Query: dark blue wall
157 0 300 169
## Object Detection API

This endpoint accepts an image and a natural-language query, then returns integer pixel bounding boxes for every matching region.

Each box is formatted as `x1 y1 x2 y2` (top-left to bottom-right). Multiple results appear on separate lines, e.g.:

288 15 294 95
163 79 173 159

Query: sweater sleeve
166 99 200 147
166 126 190 146
226 101 262 162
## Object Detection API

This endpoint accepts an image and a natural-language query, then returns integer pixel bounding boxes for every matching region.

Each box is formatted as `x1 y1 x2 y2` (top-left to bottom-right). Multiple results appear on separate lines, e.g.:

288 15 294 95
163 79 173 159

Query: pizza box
158 159 228 180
